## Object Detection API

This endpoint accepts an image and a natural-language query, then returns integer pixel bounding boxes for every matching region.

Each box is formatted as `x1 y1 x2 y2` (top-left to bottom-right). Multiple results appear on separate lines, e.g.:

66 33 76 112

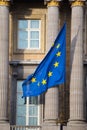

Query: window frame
16 80 40 126
17 19 41 50
10 63 44 126
13 14 46 54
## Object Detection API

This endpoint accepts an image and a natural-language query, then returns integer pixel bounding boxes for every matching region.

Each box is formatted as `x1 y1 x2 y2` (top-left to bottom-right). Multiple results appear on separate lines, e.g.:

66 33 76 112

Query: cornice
71 1 85 7
47 0 60 7
0 0 10 6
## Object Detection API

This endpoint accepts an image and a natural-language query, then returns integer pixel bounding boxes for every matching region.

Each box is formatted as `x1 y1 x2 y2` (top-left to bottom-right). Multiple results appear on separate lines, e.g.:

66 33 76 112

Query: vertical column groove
0 6 9 121
69 1 86 123
44 1 59 124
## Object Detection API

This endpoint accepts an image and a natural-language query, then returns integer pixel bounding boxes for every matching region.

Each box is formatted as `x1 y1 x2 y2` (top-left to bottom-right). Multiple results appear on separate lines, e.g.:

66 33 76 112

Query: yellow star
31 77 36 83
56 51 61 57
48 71 53 77
52 43 54 47
53 62 59 67
56 44 60 49
42 79 47 85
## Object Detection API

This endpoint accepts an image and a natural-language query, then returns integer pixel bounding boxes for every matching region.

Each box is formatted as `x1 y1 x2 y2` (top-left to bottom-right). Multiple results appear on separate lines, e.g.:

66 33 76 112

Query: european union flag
22 23 66 97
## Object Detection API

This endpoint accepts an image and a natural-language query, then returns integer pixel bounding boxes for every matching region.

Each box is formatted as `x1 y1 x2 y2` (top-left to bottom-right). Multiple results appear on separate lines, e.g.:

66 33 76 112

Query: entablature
0 0 10 6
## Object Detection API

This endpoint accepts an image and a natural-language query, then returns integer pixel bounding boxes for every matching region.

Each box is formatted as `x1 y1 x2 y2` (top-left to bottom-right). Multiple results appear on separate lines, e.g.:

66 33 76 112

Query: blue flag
22 23 66 97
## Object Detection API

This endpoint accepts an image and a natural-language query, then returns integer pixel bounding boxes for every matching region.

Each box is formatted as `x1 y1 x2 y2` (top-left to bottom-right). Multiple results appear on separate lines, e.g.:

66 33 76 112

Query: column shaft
0 6 9 121
70 5 84 121
46 6 59 51
44 1 59 128
67 1 86 130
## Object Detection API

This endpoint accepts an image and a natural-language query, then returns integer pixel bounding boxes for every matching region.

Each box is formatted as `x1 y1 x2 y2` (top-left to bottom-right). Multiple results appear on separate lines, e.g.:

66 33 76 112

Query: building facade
0 0 87 130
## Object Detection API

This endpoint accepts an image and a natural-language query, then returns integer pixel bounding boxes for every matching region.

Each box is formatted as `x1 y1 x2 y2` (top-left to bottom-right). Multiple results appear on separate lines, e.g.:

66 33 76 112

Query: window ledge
84 59 87 65
9 60 41 66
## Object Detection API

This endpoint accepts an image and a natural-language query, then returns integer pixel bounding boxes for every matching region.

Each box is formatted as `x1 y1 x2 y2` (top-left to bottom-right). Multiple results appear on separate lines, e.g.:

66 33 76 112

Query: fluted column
67 1 86 130
42 1 60 130
0 0 10 130
46 0 60 51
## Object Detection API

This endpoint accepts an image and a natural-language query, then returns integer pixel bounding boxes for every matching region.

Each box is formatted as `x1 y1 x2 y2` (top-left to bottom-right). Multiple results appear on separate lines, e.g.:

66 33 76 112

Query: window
16 81 40 126
17 20 41 50
13 14 45 54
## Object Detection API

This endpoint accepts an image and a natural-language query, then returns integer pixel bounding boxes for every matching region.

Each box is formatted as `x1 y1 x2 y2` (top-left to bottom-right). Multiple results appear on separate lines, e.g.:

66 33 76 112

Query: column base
42 120 61 130
67 120 87 130
0 121 10 130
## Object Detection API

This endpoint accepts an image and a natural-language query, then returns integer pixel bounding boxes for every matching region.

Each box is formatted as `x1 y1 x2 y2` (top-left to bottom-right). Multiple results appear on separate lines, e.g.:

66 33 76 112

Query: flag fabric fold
22 23 66 97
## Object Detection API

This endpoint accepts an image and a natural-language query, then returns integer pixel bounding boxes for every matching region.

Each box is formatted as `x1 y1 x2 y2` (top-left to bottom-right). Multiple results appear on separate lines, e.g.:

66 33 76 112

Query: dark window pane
17 94 24 105
16 105 26 116
29 106 38 116
30 40 39 48
18 39 28 49
18 30 28 39
30 31 39 39
30 20 39 28
29 117 38 126
17 81 23 92
16 116 26 125
29 97 38 104
18 20 28 29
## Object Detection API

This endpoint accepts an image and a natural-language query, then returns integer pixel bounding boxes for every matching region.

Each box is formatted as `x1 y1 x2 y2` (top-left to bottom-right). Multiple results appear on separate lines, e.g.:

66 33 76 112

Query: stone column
67 1 86 130
0 0 10 130
42 1 60 130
